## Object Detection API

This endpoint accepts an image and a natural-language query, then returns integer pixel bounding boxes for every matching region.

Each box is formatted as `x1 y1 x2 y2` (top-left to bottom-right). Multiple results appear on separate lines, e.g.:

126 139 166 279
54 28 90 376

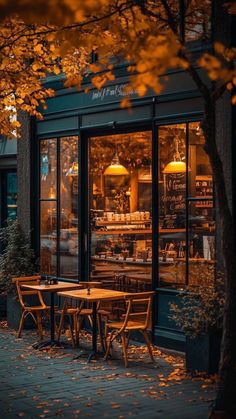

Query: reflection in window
184 2 211 42
7 172 17 219
40 139 57 199
188 122 215 285
40 201 56 275
159 124 187 286
158 122 216 288
39 137 79 278
60 137 79 279
89 132 152 292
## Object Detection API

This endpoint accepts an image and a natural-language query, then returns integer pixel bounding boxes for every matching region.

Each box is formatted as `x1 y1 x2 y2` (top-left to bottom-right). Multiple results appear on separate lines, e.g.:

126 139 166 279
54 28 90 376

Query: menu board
161 173 186 228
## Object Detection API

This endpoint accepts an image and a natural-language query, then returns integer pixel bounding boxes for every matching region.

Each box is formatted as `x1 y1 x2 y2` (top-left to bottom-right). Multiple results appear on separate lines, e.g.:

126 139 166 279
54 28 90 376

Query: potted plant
170 276 225 374
0 219 36 329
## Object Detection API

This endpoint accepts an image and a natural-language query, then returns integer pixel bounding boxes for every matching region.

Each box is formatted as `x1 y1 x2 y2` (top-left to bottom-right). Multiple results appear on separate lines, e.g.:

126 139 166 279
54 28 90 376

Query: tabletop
22 281 83 292
57 287 129 302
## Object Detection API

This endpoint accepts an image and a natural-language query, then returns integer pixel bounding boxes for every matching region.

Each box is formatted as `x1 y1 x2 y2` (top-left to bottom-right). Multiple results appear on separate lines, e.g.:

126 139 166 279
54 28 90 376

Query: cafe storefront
33 68 216 349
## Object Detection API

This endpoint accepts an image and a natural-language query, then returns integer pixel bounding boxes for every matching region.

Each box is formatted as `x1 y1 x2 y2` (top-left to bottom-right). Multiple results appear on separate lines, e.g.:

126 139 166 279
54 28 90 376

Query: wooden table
58 288 128 361
22 281 82 348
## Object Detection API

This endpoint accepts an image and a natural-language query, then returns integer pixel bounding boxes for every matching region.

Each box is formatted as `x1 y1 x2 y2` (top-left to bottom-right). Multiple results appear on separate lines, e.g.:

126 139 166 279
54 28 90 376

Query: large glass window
159 124 187 286
188 122 215 286
89 132 152 292
40 139 57 275
184 2 211 42
60 137 79 279
0 170 17 229
38 124 215 288
40 139 57 200
40 200 57 275
39 137 79 277
158 122 215 288
6 172 17 220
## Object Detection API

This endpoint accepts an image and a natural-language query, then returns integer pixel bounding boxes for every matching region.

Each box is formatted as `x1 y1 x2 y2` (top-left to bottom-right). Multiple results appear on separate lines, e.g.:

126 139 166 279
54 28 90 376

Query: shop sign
91 83 138 102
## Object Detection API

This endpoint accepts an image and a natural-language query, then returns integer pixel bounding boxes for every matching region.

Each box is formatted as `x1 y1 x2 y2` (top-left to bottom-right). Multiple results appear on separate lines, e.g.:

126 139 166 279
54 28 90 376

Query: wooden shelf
95 220 151 226
93 229 152 235
92 228 186 235
159 228 186 233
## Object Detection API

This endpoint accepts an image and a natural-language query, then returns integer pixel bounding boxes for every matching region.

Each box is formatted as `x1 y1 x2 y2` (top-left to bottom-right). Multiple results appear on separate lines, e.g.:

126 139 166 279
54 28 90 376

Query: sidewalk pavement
0 323 216 419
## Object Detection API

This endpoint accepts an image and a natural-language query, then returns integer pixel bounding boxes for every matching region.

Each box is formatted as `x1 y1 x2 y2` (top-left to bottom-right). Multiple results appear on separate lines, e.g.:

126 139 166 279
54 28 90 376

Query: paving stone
0 327 216 419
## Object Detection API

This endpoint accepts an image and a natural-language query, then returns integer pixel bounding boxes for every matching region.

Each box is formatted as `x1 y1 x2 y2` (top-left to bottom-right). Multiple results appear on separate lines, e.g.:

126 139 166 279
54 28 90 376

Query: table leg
32 292 65 349
74 301 103 362
92 301 97 353
50 292 55 342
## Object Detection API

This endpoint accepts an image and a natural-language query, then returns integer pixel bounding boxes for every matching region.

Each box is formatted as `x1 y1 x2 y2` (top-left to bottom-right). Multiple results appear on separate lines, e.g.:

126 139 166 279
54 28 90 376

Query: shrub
169 276 225 338
0 219 36 294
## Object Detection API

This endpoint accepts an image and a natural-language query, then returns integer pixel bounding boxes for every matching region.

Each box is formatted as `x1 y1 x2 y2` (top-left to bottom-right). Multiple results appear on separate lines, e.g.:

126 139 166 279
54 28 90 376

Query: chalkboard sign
161 173 186 228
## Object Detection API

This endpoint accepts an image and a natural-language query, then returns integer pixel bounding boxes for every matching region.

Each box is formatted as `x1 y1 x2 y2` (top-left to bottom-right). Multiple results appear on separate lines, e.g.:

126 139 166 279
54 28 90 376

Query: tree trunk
201 101 236 417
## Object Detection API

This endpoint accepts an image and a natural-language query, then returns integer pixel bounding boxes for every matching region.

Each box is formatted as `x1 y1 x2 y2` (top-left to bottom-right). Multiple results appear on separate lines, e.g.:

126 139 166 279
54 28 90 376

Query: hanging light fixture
163 160 187 174
104 151 129 176
163 137 190 174
66 161 79 176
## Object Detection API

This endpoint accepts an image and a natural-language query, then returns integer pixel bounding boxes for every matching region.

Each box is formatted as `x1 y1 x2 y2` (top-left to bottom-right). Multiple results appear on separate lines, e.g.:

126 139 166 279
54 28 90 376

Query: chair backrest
123 291 155 330
13 276 46 309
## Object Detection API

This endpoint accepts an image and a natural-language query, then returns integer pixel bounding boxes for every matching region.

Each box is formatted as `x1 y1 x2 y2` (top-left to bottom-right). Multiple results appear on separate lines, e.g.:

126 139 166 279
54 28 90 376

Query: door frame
80 124 158 294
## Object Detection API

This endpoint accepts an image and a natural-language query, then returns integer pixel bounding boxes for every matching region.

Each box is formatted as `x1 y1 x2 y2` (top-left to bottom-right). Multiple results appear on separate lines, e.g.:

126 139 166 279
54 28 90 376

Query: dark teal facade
30 62 222 351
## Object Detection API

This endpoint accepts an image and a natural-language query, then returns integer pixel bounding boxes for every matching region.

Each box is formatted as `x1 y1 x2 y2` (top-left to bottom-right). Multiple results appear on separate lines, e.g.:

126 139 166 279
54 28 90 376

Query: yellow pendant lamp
104 152 129 176
163 137 190 174
163 160 187 174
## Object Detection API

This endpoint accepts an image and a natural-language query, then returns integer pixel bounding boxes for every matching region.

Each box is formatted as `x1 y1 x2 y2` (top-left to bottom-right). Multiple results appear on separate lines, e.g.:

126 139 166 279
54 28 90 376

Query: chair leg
76 316 83 346
57 310 65 342
121 333 128 368
97 313 105 352
35 311 43 340
73 313 79 347
104 318 109 347
68 316 76 348
104 330 116 361
17 311 26 338
141 330 155 363
102 316 109 351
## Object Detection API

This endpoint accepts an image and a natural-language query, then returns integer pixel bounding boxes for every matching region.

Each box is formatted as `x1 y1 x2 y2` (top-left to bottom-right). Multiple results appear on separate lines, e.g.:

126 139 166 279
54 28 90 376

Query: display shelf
92 227 186 235
159 228 186 233
95 220 151 226
91 255 152 265
93 229 152 235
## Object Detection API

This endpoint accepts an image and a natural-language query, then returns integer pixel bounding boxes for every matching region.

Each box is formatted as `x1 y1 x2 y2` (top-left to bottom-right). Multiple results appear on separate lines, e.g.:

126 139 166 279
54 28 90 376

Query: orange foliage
0 1 234 137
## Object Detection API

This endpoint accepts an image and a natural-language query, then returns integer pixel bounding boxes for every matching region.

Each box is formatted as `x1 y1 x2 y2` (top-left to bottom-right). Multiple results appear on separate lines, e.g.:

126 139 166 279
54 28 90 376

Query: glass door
88 131 152 292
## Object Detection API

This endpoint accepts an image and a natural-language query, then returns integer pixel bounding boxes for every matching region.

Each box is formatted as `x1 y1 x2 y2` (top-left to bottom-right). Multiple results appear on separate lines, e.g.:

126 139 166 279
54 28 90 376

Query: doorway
88 131 153 292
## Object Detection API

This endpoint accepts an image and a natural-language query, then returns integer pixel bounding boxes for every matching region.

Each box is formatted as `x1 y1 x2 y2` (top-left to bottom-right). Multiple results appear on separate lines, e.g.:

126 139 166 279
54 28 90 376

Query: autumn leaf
111 403 121 409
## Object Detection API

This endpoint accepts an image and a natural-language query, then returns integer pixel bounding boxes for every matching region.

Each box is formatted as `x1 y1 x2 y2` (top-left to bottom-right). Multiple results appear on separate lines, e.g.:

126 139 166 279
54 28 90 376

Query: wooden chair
104 291 155 367
57 282 110 349
13 276 49 339
57 298 80 348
